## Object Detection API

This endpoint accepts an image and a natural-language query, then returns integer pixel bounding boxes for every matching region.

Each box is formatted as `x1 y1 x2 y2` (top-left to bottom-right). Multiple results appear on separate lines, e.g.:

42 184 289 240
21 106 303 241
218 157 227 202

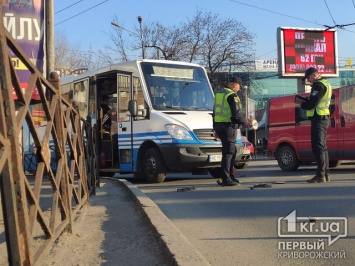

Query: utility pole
244 85 249 139
46 0 55 78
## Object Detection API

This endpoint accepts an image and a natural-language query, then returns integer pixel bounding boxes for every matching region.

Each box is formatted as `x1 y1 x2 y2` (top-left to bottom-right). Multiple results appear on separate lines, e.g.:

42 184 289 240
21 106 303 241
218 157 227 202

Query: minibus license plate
209 155 222 162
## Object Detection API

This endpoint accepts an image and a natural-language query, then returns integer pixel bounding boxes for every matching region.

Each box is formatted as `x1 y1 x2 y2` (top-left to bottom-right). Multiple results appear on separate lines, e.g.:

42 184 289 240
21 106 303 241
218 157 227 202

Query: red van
267 84 355 171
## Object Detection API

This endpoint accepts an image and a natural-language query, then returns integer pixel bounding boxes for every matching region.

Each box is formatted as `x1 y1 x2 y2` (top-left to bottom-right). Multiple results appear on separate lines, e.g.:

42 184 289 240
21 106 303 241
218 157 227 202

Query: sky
54 0 355 66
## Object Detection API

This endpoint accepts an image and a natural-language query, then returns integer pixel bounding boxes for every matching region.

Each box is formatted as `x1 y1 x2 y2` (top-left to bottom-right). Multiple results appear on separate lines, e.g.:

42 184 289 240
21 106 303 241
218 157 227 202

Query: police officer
299 67 332 183
213 77 247 186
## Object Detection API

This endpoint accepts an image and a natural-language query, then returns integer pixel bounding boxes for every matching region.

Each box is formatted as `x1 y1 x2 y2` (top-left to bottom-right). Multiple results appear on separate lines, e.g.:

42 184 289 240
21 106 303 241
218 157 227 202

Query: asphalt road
131 159 355 266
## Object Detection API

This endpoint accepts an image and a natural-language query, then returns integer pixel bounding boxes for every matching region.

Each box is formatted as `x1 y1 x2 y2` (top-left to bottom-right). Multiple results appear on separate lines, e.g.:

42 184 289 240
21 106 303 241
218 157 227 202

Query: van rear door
337 85 355 158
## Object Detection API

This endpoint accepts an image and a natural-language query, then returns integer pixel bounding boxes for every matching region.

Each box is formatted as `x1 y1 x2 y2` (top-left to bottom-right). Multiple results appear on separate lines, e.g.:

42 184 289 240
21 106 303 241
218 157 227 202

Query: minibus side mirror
128 100 138 117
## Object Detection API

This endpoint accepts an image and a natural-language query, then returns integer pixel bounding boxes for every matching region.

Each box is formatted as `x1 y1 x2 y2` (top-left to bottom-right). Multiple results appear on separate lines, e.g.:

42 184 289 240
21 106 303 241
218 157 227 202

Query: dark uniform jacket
301 78 328 118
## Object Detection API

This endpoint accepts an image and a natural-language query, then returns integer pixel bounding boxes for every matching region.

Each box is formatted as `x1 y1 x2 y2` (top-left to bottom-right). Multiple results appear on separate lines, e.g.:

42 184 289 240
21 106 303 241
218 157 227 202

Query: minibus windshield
141 62 214 111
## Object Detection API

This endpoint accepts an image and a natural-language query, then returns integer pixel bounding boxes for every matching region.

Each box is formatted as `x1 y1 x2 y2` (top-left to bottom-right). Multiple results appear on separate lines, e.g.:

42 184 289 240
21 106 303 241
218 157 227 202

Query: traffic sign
252 119 258 130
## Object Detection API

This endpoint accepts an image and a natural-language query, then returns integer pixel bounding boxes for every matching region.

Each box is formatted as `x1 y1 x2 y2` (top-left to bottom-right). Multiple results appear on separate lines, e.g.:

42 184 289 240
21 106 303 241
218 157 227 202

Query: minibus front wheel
277 145 300 171
142 148 167 183
209 167 221 178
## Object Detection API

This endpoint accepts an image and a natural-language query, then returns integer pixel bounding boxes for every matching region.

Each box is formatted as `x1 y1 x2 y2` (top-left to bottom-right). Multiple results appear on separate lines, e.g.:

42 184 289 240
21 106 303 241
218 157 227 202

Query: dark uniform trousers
214 122 237 181
311 116 330 177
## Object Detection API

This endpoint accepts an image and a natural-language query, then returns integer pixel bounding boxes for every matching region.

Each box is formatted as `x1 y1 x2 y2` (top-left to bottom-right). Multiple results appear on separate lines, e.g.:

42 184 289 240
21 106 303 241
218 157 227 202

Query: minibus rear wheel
142 148 167 183
277 146 300 171
99 171 116 177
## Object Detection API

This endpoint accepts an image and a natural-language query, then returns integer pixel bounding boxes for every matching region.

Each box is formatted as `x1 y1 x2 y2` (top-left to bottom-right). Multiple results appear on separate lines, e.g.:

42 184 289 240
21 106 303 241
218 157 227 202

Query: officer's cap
229 76 243 86
302 67 318 81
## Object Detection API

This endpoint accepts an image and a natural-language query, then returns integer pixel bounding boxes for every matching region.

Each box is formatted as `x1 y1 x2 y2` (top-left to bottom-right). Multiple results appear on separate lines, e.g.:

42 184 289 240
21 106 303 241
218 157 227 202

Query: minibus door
116 73 134 172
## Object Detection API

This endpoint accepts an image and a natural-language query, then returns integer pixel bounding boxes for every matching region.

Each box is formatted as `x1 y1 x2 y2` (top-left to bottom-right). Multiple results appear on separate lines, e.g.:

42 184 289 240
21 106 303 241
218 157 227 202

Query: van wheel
208 167 221 178
277 146 300 171
142 148 167 183
329 160 342 168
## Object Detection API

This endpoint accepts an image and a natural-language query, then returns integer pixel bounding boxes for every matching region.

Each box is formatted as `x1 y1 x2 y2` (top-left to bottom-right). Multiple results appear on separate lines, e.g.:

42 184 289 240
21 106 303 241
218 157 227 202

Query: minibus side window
117 75 130 122
133 76 148 120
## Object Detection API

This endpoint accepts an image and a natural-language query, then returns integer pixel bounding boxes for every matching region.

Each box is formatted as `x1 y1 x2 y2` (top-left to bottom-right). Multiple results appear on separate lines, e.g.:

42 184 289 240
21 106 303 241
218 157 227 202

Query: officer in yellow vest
300 67 332 183
213 76 247 186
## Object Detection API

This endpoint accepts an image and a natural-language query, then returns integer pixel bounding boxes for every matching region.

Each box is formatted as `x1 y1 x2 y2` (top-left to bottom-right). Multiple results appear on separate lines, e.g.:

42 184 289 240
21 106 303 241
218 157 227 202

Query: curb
118 179 210 266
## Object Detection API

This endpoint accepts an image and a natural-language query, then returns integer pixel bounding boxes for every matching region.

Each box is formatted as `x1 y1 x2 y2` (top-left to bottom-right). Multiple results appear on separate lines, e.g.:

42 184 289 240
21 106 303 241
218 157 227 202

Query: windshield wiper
164 105 181 109
187 107 212 111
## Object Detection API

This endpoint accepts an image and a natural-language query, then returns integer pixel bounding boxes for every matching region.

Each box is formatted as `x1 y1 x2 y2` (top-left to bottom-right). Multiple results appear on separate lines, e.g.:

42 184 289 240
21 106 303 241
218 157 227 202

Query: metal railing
0 10 98 265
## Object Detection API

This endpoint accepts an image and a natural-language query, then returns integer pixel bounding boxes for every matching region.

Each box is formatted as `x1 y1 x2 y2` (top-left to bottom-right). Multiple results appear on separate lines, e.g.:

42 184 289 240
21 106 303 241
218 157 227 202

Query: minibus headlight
165 124 193 140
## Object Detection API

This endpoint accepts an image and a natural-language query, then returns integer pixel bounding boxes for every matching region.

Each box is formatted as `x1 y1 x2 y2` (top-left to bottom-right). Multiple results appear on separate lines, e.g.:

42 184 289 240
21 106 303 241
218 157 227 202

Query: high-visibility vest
214 88 240 122
306 79 332 117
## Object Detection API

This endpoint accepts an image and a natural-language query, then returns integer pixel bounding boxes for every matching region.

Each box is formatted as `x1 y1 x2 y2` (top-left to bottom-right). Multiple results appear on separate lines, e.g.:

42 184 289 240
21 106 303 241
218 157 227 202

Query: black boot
307 176 326 183
231 177 241 185
217 178 237 186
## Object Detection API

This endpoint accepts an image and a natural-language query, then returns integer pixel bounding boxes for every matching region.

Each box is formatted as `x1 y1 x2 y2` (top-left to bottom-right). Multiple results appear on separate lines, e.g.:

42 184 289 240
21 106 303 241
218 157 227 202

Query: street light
111 19 145 59
138 16 144 59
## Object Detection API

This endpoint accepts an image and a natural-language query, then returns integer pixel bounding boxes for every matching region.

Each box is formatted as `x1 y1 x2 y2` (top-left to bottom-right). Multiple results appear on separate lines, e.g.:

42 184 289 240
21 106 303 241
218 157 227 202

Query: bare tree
108 10 254 73
54 31 84 75
56 10 255 77
192 12 255 77
107 18 188 61
55 31 108 75
144 22 189 60
182 9 212 63
104 16 131 62
80 45 99 71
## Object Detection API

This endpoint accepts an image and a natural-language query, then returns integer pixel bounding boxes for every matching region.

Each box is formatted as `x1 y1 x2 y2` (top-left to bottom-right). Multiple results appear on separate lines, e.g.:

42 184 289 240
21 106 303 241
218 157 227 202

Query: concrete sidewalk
37 177 210 266
120 178 210 266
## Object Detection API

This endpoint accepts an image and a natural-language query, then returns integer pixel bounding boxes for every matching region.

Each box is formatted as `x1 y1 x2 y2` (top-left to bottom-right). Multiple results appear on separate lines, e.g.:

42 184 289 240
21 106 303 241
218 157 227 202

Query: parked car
235 136 253 169
241 136 254 155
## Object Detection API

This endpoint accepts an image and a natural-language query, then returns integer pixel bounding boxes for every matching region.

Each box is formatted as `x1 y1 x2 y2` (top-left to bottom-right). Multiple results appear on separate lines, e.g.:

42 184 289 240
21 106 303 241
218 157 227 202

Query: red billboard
277 27 338 78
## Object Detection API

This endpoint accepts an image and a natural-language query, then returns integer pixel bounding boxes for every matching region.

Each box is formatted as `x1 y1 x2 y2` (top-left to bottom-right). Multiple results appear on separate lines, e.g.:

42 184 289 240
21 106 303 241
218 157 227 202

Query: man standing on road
213 77 248 186
297 67 332 183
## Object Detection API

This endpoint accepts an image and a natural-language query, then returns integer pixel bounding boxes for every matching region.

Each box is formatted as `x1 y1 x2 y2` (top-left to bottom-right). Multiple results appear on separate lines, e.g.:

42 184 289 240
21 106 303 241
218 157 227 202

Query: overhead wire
254 49 277 59
321 0 355 32
229 0 355 34
229 0 325 27
227 1 352 95
323 0 337 25
322 0 355 32
55 0 83 15
56 0 108 26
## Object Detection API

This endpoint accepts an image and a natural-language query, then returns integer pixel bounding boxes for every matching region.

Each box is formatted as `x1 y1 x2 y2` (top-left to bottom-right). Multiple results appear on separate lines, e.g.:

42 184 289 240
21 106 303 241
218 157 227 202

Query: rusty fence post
0 13 33 265
48 71 73 233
